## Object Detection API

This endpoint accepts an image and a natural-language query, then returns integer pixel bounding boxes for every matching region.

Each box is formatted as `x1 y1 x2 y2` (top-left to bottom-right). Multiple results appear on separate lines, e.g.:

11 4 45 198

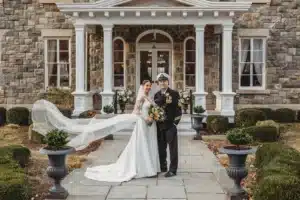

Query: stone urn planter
40 129 75 199
182 104 188 114
191 105 206 140
219 128 256 199
119 102 126 114
191 114 204 140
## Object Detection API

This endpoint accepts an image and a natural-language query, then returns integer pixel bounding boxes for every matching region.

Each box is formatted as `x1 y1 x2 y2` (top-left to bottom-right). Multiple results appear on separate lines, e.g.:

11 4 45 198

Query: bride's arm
132 96 145 115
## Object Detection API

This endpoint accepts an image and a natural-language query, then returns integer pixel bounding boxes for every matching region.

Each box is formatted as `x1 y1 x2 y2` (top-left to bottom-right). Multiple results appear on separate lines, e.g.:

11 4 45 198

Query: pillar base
193 92 208 111
100 91 114 113
213 91 235 118
72 91 93 116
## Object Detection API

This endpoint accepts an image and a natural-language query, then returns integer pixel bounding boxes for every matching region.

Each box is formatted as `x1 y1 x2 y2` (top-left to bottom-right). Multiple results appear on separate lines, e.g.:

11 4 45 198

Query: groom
154 73 182 177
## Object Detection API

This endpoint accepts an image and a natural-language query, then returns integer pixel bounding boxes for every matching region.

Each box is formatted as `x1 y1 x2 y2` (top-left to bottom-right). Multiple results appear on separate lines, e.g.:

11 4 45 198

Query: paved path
62 135 232 200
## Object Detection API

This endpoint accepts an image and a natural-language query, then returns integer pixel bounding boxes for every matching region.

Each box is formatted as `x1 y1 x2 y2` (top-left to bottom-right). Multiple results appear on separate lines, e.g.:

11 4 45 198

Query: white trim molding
238 28 270 38
41 29 73 37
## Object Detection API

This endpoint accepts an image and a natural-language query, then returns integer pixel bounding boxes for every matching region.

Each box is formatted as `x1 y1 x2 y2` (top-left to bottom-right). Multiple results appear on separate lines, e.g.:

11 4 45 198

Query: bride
31 80 160 182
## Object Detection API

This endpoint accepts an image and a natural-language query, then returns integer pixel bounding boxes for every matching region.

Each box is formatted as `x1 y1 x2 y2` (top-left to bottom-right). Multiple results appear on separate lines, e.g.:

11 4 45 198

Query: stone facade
0 0 300 109
232 0 300 106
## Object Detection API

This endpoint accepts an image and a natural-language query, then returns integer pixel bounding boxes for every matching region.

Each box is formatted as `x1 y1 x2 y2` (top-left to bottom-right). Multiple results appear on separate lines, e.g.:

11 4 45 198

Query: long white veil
31 83 160 150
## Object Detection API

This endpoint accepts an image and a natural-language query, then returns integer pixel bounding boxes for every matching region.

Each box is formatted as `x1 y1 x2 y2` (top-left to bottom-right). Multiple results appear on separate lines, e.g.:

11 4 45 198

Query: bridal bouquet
148 105 165 123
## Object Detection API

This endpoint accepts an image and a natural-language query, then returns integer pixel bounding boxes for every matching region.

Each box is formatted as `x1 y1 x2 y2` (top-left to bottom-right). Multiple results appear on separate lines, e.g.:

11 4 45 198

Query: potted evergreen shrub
103 105 114 114
40 129 75 199
219 128 256 199
191 105 205 140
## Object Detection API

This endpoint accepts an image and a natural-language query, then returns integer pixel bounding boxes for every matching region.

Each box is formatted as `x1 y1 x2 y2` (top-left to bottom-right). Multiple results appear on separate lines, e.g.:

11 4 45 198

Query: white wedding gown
84 98 161 182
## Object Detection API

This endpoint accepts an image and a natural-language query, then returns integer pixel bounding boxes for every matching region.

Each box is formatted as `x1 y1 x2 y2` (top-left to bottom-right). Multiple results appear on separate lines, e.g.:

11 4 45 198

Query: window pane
253 50 263 63
48 51 57 63
241 39 250 50
60 64 69 76
241 63 250 75
47 40 57 51
60 76 69 87
252 63 263 75
59 40 69 51
114 63 124 75
114 75 124 87
114 51 124 62
253 39 263 50
186 39 195 50
59 52 69 62
186 63 195 74
48 76 57 87
48 64 57 75
114 39 124 50
186 51 195 62
253 75 262 87
186 75 195 87
240 75 250 87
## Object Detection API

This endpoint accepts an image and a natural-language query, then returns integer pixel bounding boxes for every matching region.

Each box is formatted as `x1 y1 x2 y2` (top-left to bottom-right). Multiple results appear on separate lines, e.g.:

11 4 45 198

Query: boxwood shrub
206 115 229 134
274 108 296 123
0 107 6 126
0 145 31 168
6 107 30 125
254 142 285 169
255 108 274 120
253 175 300 200
58 108 72 118
0 166 31 200
242 126 278 142
235 108 266 127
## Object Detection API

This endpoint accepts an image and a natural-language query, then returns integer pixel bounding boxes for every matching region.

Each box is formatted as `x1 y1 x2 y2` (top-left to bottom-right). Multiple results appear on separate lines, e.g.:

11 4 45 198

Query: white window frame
183 36 196 91
113 37 126 90
44 38 72 89
238 37 266 90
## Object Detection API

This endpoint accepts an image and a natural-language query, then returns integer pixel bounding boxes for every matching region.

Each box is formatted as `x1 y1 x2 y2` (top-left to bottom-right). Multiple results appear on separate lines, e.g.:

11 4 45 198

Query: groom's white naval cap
157 73 170 81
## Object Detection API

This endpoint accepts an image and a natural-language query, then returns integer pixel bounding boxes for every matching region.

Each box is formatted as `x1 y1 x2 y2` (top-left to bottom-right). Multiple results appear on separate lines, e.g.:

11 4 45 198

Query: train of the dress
31 100 139 150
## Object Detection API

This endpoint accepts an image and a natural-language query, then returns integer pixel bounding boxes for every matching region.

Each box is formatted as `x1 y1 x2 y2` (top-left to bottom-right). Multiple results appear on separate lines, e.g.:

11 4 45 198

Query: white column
100 25 114 112
193 24 207 111
72 23 93 116
220 23 235 119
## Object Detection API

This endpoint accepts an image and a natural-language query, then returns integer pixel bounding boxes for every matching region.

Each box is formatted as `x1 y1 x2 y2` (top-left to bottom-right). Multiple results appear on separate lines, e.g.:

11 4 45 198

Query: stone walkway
62 135 232 200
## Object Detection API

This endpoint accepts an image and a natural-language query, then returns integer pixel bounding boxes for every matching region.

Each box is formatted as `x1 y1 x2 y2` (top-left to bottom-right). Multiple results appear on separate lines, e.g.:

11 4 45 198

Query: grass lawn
0 124 102 200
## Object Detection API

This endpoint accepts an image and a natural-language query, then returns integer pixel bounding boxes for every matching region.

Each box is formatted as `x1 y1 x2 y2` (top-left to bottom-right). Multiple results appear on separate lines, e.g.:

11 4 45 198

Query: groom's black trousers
157 124 178 173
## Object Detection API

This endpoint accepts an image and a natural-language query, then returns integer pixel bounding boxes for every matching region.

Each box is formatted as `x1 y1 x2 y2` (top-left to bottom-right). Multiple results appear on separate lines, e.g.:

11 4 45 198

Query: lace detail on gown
84 99 160 182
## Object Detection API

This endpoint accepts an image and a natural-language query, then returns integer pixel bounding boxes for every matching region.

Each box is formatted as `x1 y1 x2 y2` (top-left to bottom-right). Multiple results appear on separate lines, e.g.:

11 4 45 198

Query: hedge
253 143 300 200
0 107 6 126
273 108 296 123
253 175 300 200
242 126 278 142
235 108 267 127
6 107 30 125
255 108 274 120
254 142 285 169
0 145 32 200
256 120 280 136
0 166 31 200
206 116 229 134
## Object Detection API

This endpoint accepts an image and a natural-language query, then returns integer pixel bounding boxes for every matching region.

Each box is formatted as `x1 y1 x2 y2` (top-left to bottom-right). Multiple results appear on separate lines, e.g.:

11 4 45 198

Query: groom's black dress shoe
164 171 176 177
160 167 167 172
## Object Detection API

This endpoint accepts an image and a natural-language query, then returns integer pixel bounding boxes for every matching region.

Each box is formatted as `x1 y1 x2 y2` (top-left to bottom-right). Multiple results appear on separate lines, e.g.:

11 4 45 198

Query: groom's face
158 80 169 89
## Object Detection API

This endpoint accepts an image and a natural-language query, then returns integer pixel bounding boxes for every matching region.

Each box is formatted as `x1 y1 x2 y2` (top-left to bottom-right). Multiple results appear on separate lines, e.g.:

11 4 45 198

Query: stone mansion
0 0 299 117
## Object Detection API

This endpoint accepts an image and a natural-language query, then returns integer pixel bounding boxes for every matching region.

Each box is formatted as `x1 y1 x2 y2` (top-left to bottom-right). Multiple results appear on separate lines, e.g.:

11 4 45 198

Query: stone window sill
39 0 73 3
236 89 271 95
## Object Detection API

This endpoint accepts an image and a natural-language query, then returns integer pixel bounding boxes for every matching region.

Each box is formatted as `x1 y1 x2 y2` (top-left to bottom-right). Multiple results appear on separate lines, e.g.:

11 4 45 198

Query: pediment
116 0 191 7
94 0 198 7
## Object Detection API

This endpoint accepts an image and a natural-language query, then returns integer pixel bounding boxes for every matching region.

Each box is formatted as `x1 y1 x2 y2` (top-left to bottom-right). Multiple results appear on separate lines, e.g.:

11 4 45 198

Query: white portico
56 0 252 117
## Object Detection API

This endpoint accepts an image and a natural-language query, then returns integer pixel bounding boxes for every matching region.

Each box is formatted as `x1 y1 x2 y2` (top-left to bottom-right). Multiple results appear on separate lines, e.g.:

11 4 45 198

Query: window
45 39 71 88
239 38 266 89
113 37 126 88
184 37 196 89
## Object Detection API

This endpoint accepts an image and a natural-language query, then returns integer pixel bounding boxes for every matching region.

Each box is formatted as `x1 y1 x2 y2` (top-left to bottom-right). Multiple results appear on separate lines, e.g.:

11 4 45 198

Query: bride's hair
142 80 151 85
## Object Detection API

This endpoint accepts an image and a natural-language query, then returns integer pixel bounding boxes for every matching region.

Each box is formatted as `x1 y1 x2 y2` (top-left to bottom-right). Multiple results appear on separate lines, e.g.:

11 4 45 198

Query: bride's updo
142 80 151 85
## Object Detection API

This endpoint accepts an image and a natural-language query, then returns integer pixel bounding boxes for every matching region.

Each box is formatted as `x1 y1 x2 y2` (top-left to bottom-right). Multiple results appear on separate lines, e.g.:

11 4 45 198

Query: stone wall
232 0 300 106
0 0 74 105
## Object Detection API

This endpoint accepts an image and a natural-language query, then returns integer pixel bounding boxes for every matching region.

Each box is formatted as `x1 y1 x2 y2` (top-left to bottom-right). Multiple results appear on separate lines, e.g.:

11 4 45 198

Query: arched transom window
184 37 196 89
113 37 126 88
